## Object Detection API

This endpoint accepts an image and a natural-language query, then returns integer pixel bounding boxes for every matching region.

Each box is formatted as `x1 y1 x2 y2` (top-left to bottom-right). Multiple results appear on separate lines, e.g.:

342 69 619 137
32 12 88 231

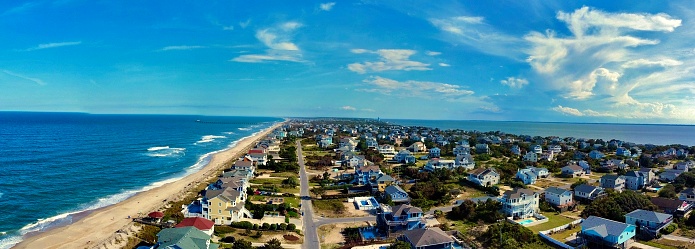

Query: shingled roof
625 209 672 224
582 216 633 238
402 227 454 247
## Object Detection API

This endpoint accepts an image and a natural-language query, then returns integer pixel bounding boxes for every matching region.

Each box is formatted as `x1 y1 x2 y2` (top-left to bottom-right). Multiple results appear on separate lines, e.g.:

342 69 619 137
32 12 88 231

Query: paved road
297 141 320 249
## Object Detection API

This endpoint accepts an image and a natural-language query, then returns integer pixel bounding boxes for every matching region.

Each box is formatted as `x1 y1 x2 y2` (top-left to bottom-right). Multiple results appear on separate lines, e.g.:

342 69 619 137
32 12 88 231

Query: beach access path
13 121 285 249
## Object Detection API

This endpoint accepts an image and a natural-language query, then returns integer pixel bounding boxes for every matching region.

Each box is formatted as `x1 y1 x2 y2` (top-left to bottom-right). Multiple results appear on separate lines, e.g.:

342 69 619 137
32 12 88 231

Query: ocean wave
194 135 226 144
237 127 251 131
145 146 186 157
223 131 235 135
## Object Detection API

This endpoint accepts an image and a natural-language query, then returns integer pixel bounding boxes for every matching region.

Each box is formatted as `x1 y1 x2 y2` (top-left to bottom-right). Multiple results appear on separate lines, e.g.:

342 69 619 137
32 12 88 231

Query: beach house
475 144 490 154
544 187 574 210
424 158 456 172
528 166 549 178
428 147 441 158
373 174 395 192
175 217 215 236
581 216 635 249
355 164 382 185
384 185 410 204
203 187 250 224
625 209 673 237
561 164 584 177
679 188 695 202
409 142 427 152
455 154 475 170
623 171 647 190
500 188 539 219
394 149 416 164
467 167 499 187
600 175 626 192
516 168 538 185
589 150 605 159
399 227 455 249
523 152 538 162
377 204 426 233
454 144 471 156
155 226 219 249
532 145 542 154
574 184 604 201
650 197 693 217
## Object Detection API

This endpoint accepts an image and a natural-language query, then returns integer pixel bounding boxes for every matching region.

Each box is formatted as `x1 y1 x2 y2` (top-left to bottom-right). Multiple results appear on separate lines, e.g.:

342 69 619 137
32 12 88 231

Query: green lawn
528 213 577 233
250 178 284 185
279 187 299 194
548 226 581 241
640 240 679 249
270 172 299 178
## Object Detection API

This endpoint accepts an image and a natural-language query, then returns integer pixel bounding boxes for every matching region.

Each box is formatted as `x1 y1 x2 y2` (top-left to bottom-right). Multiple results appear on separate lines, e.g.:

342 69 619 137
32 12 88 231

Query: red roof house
175 217 215 235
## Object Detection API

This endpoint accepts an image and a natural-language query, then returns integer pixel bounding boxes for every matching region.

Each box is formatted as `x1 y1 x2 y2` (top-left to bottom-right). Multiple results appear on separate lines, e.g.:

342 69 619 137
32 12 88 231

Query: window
218 210 221 214
219 202 221 207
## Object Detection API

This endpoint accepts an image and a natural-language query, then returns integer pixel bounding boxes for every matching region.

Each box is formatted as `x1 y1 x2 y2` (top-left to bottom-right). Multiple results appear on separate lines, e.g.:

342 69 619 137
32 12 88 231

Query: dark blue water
386 119 695 146
0 112 281 248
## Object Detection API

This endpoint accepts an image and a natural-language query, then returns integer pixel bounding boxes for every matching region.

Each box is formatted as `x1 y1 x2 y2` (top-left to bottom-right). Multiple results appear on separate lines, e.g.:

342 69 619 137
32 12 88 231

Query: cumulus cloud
348 49 431 73
160 45 205 51
25 41 81 51
341 105 357 111
232 22 304 63
426 51 441 56
439 63 450 67
320 2 336 11
524 5 685 114
500 77 529 88
2 70 46 85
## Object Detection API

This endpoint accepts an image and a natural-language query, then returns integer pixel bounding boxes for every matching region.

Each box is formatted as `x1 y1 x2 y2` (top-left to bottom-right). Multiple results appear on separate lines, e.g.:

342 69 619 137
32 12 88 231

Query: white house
549 145 562 154
523 152 538 162
501 188 539 219
532 145 543 154
467 168 499 187
545 187 573 208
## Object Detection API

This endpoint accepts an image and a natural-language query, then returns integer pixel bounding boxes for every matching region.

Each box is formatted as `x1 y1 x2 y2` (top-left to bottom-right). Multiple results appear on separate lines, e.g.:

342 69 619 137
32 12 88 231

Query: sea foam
195 135 226 144
146 146 186 157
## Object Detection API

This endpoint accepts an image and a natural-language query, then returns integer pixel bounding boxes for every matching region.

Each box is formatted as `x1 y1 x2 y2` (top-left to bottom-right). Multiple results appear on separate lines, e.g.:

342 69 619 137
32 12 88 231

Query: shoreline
12 121 286 249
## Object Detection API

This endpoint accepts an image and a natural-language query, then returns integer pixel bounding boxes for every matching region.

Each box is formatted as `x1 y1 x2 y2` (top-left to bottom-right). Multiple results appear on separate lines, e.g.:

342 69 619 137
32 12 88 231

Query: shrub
214 226 236 236
279 223 288 230
287 223 296 230
285 216 290 223
661 223 677 234
270 223 278 231
220 236 236 243
262 223 270 230
253 224 259 230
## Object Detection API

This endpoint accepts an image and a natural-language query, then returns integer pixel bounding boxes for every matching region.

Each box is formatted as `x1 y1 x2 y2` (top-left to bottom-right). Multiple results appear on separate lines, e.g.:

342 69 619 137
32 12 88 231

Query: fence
538 218 583 249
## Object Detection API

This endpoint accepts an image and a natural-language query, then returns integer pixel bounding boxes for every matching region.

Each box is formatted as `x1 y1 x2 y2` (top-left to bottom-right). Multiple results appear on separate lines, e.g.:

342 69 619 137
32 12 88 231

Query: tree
232 239 254 249
582 190 657 222
658 184 678 198
282 177 299 188
448 200 476 221
387 241 412 249
262 238 284 249
287 223 296 231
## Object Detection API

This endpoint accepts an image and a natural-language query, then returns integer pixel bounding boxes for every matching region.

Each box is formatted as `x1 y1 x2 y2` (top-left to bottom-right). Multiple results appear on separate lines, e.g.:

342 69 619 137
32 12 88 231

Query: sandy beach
13 121 285 249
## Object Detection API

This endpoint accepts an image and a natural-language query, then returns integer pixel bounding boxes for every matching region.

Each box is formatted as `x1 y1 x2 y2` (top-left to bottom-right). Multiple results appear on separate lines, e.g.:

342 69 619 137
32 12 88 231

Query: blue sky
1 0 694 124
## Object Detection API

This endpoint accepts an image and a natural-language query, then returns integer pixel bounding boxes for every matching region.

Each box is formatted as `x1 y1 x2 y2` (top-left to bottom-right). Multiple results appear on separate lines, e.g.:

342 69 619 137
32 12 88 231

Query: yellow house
204 187 247 225
374 174 395 192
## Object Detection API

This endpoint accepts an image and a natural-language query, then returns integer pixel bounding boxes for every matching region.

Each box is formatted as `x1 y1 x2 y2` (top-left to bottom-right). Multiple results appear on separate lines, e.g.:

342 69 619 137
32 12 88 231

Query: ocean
0 112 282 249
385 119 695 146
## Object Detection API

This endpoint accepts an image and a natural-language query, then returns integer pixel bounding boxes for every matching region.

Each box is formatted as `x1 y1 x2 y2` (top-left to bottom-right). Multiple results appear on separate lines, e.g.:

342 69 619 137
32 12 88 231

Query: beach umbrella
148 211 164 219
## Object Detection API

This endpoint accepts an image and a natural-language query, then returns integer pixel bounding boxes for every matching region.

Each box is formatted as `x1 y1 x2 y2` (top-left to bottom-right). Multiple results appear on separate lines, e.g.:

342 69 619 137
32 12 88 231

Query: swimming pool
518 219 534 225
360 229 377 240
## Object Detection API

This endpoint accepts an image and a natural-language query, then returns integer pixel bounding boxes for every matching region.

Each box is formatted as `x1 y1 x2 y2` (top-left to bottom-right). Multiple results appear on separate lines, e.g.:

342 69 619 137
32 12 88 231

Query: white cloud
621 58 683 68
552 105 583 116
348 49 430 74
439 63 450 67
231 51 303 63
426 51 441 56
223 26 234 31
25 41 81 51
160 45 205 51
341 106 357 111
361 76 473 97
232 22 304 63
556 6 681 38
500 77 529 89
320 2 336 11
2 70 46 85
256 29 299 51
429 16 521 58
239 19 251 29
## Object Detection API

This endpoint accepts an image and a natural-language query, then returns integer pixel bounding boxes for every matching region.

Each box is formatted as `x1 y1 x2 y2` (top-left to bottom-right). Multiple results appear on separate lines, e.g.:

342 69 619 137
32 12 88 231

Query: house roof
503 188 536 199
157 227 211 249
392 204 423 216
625 209 672 223
582 216 633 238
681 188 695 195
234 160 254 167
639 168 655 173
623 171 641 178
205 187 241 201
563 164 583 171
385 185 407 196
546 187 570 196
651 197 686 210
575 184 600 194
376 174 395 182
601 174 624 181
402 227 454 247
176 217 215 231
468 167 495 176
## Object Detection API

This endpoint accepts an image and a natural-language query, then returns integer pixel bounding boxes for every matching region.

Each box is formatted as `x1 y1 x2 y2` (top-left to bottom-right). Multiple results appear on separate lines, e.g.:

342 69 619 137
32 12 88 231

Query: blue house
377 204 425 233
544 187 573 210
581 216 636 248
384 185 410 204
616 147 632 157
589 150 605 159
516 168 538 185
625 209 673 237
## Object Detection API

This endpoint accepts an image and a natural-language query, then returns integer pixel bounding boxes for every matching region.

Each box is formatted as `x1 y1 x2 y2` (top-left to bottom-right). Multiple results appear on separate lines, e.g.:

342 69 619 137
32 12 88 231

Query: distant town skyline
1 1 694 124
